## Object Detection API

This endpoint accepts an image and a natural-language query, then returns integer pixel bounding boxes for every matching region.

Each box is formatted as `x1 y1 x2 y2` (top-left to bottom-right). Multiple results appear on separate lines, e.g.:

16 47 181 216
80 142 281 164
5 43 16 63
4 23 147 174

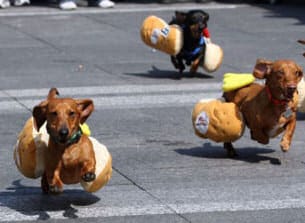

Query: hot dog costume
192 73 255 142
297 78 305 113
14 117 112 193
140 15 223 73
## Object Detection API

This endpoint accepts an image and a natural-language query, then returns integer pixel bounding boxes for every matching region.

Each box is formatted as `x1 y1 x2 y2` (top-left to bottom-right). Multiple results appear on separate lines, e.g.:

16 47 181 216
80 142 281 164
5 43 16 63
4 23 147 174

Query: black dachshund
169 10 210 74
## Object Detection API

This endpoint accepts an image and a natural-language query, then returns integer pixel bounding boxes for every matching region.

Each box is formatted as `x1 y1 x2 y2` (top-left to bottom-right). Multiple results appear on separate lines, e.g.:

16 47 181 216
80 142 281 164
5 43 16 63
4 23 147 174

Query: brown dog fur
33 88 96 194
223 59 303 157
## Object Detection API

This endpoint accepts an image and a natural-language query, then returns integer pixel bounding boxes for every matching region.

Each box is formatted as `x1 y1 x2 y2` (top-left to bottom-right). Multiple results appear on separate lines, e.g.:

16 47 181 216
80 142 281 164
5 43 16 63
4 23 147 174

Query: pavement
0 2 305 223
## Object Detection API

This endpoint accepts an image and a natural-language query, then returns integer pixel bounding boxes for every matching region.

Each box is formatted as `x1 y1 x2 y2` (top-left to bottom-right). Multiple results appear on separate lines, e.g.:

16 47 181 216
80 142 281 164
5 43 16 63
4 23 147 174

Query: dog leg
190 57 200 74
47 165 64 194
81 160 96 182
41 171 63 194
250 129 269 145
280 120 296 152
224 142 238 157
171 54 185 73
41 172 50 194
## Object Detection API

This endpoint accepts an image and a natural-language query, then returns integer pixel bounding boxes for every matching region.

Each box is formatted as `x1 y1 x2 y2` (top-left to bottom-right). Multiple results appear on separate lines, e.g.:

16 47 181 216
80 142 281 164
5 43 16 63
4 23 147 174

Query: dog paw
280 141 290 152
227 149 238 158
82 172 96 182
49 185 63 194
224 142 238 158
41 183 50 194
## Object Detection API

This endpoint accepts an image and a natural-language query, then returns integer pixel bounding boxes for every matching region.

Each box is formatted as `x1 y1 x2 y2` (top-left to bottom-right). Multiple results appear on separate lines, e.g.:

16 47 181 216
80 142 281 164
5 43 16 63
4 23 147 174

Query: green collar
66 128 83 146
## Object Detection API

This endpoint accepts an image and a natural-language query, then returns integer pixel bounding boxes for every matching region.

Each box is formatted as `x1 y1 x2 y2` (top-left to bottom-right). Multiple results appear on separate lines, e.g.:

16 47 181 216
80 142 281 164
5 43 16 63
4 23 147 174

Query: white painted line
2 83 222 98
0 198 305 221
0 94 219 112
0 204 173 221
0 3 243 17
0 83 223 113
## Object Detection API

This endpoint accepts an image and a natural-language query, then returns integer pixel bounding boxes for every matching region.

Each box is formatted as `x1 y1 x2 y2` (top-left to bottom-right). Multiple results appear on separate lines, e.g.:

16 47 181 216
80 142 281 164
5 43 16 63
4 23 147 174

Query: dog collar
265 86 288 106
66 128 83 146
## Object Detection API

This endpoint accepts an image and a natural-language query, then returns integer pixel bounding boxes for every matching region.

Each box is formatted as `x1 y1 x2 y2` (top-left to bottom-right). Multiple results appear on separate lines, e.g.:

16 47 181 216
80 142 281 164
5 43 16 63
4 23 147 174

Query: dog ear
298 39 305 45
296 63 304 82
175 11 187 24
76 99 94 124
32 101 48 131
253 59 273 79
47 88 59 100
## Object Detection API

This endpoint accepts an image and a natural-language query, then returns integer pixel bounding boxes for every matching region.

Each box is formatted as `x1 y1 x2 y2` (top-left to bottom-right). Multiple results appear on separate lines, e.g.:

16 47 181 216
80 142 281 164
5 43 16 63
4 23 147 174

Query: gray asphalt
0 1 305 222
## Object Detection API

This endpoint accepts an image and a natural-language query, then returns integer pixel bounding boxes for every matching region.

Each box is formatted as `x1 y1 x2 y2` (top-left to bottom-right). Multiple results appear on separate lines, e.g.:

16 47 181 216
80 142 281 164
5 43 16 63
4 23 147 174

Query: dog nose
59 127 69 138
287 86 296 98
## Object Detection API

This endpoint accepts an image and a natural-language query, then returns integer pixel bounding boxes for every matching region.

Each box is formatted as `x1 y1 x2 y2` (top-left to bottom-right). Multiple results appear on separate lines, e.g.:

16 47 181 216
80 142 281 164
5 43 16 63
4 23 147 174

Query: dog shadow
0 179 100 220
124 65 214 80
175 142 281 165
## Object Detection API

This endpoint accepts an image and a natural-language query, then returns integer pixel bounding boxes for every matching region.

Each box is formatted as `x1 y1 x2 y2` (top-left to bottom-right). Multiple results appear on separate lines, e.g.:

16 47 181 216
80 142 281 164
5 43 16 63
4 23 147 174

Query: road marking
0 83 223 113
1 83 222 98
1 198 305 221
0 3 243 17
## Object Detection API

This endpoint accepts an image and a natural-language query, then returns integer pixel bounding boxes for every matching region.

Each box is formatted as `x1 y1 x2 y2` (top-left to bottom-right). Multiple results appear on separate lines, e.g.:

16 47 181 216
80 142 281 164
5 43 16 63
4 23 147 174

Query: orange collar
265 86 288 106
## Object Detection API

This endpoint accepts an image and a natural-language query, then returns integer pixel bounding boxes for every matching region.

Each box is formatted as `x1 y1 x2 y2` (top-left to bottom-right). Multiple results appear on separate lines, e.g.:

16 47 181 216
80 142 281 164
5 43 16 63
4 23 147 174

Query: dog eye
50 111 57 117
69 111 75 117
296 71 302 77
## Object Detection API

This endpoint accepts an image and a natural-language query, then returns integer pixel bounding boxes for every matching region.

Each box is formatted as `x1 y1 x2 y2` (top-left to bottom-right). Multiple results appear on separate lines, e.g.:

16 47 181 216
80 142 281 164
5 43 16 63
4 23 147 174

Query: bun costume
168 10 223 73
140 15 183 56
297 78 305 112
14 117 112 193
192 73 255 142
192 99 244 142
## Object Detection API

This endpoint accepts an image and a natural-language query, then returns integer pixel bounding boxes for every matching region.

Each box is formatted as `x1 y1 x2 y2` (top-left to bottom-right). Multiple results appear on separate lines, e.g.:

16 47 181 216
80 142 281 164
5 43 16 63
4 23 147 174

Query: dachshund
223 59 303 157
33 88 96 194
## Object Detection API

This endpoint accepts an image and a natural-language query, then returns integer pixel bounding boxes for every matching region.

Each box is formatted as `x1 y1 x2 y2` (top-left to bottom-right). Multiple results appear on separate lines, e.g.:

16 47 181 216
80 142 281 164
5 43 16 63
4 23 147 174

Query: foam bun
81 137 112 192
192 99 245 142
140 15 183 56
14 117 47 179
297 78 305 113
203 42 223 73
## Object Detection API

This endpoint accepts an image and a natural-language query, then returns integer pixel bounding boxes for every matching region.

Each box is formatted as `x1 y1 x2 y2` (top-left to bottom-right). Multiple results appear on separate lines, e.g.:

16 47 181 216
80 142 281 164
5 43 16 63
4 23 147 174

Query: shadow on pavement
0 180 100 220
124 65 214 80
175 142 282 165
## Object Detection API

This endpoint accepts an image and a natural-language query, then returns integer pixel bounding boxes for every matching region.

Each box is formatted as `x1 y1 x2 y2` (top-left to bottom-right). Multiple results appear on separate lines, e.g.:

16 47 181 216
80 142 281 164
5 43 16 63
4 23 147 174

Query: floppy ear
253 59 273 79
76 99 94 124
32 100 48 131
296 64 303 82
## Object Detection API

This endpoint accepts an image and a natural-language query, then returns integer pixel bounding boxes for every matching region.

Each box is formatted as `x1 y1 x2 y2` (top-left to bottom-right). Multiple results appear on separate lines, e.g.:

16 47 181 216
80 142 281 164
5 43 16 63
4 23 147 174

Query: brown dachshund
33 88 96 194
223 59 303 157
298 40 305 57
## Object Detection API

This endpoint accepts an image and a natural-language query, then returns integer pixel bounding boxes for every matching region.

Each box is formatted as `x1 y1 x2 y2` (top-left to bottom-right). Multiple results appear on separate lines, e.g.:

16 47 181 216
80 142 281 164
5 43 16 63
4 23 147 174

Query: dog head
33 88 94 144
253 59 303 101
186 10 209 40
175 10 209 40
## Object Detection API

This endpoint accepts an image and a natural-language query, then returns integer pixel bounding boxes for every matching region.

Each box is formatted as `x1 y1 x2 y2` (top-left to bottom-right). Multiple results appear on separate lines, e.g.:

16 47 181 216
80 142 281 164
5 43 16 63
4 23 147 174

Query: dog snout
59 127 69 141
286 86 296 99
